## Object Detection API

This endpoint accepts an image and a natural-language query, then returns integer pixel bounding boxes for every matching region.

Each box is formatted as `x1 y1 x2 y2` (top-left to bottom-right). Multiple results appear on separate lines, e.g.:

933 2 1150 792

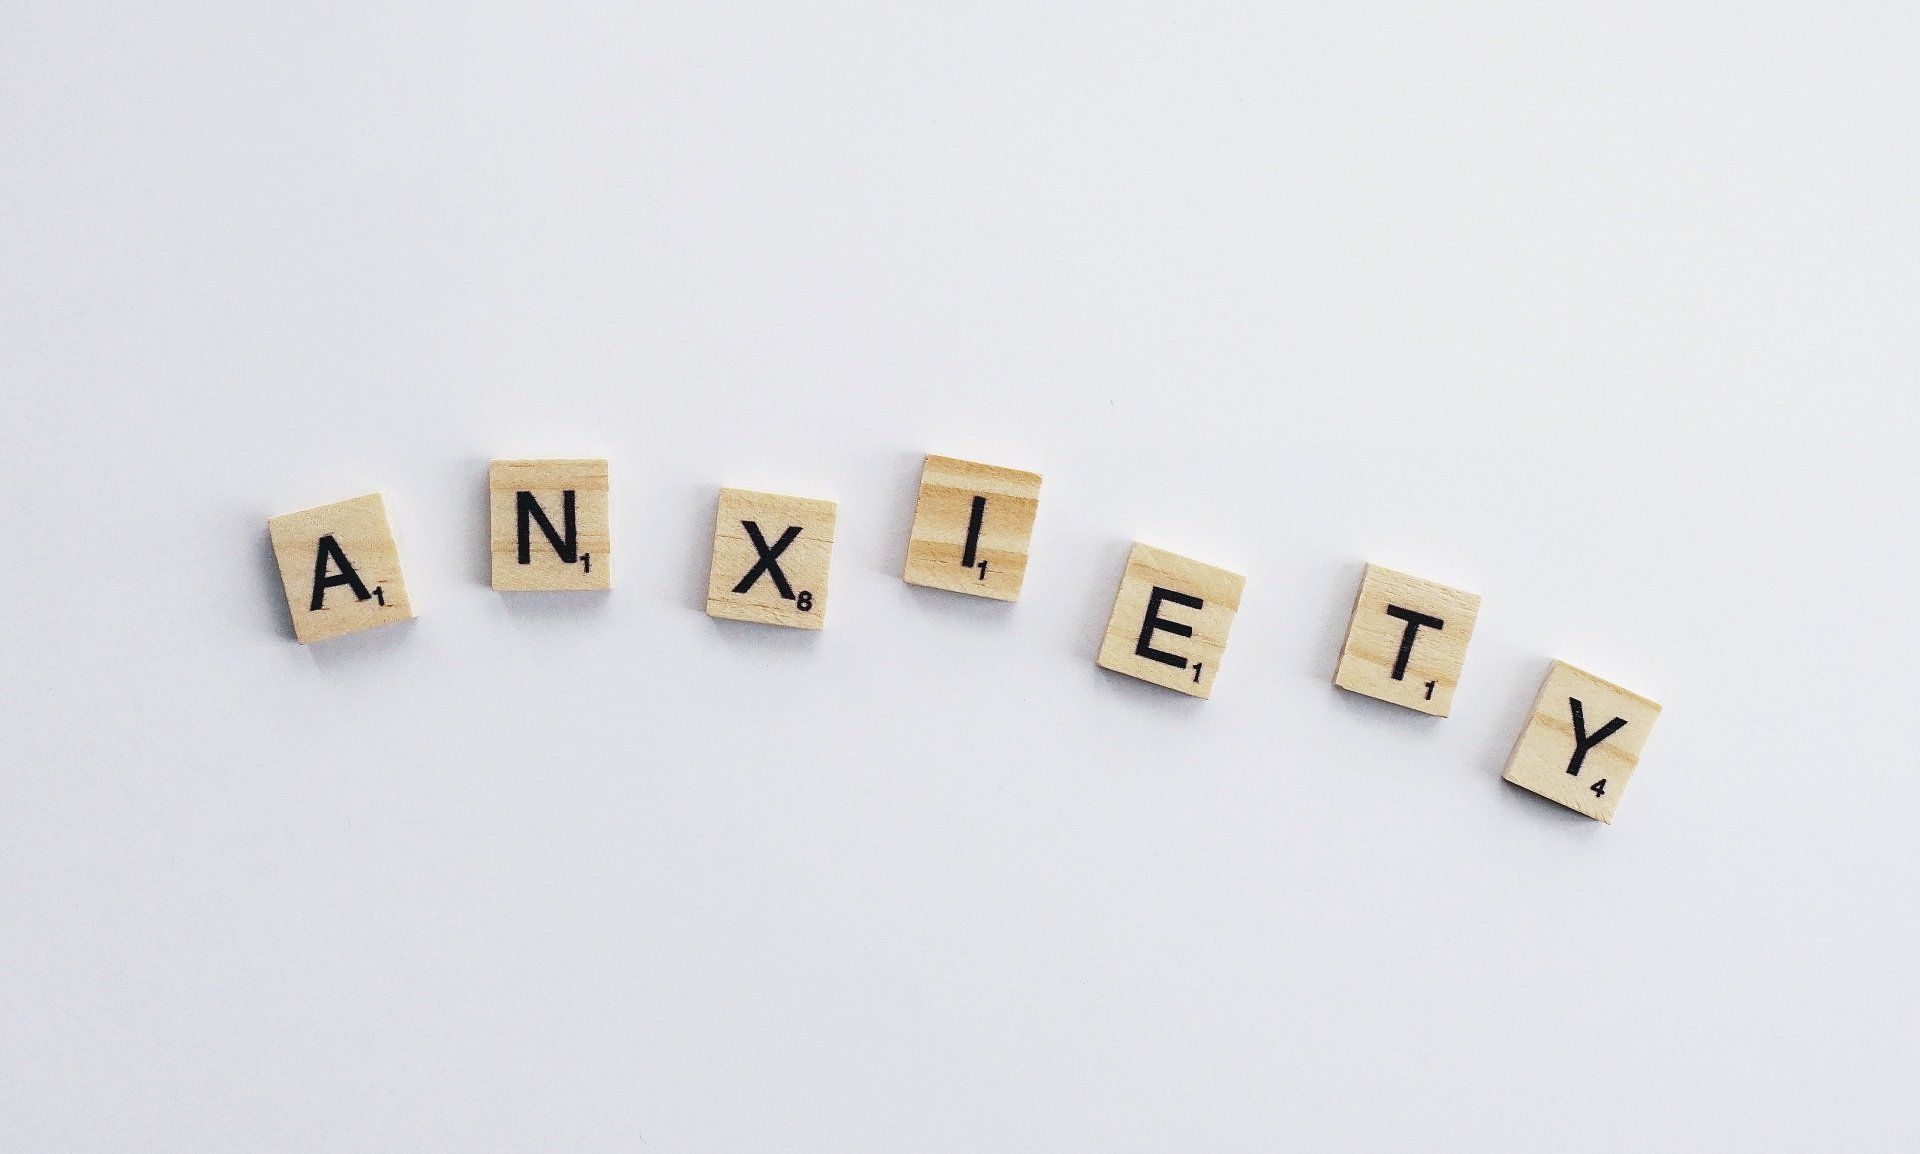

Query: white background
3 3 1916 1150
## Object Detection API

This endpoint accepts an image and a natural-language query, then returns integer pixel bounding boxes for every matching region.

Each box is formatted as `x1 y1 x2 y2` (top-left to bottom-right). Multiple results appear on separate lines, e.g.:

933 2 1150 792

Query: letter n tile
489 459 611 591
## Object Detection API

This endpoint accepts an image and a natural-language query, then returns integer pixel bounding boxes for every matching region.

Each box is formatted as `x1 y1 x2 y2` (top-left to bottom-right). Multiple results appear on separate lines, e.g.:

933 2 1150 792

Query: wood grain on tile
489 458 610 591
1503 660 1662 823
1096 542 1245 698
902 454 1042 601
1333 564 1481 716
268 492 414 643
705 487 837 629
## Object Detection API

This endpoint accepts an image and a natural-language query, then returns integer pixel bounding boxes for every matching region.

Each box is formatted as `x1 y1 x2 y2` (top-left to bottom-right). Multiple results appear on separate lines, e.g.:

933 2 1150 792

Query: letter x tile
705 487 837 629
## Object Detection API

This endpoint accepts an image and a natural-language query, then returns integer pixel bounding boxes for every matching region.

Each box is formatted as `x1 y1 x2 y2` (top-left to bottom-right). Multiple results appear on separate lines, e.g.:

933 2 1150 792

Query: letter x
732 521 802 599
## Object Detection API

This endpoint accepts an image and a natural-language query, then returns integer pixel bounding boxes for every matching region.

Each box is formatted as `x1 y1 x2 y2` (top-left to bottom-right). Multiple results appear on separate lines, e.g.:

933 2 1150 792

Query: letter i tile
902 454 1043 601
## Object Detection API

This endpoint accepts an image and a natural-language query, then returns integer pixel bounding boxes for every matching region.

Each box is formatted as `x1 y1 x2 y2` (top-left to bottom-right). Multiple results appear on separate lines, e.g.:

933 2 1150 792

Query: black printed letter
1135 587 1203 669
1383 604 1445 681
733 522 801 599
1564 698 1628 776
960 496 987 569
516 490 579 565
309 534 372 611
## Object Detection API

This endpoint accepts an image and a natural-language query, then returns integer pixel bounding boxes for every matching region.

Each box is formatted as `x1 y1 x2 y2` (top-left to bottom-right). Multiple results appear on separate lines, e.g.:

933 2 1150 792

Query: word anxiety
265 454 1663 824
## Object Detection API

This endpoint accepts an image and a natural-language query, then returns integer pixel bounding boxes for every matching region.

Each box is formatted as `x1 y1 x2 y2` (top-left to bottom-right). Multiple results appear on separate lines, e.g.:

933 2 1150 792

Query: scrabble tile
489 458 611 591
267 492 415 644
705 487 837 629
1332 564 1482 716
902 454 1043 601
1503 660 1663 823
1096 542 1245 698
902 453 1044 602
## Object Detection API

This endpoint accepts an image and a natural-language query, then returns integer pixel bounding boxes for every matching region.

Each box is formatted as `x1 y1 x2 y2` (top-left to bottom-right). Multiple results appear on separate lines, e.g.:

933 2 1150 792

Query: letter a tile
1096 542 1244 698
1503 660 1662 823
705 487 836 629
489 459 611 591
1333 564 1481 716
903 454 1043 601
267 492 415 644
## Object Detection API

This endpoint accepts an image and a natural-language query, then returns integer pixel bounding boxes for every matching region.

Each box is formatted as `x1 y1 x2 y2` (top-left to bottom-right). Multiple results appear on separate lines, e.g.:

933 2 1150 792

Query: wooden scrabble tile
267 492 414 644
1095 542 1245 698
1503 660 1662 823
1332 564 1482 716
705 487 836 629
488 459 611 591
902 454 1043 601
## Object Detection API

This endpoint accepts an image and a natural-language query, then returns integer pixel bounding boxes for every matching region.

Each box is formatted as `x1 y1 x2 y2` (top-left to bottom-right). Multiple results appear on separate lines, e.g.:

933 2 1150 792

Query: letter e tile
1096 542 1244 698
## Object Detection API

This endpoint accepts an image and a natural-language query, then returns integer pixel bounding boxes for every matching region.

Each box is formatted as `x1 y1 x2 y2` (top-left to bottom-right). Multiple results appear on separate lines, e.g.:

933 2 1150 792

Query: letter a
310 534 373 610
